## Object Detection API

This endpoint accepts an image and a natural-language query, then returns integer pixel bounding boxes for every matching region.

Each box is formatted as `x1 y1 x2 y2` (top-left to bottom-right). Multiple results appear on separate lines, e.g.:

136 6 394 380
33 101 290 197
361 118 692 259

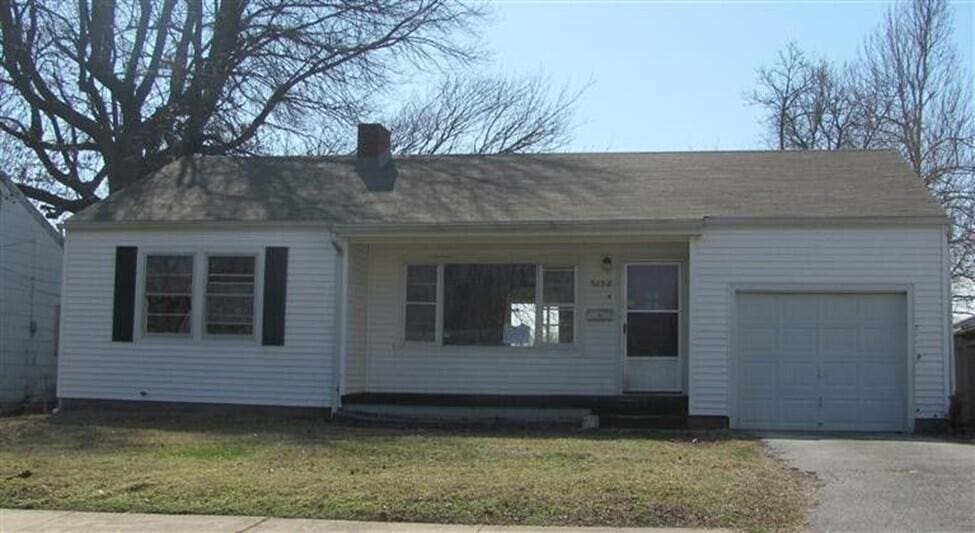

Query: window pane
627 313 678 357
405 303 436 342
206 256 255 336
443 264 536 346
147 256 193 275
543 267 574 304
208 256 255 275
145 274 193 293
207 324 253 335
542 305 574 344
145 255 193 335
146 295 191 314
146 314 191 334
627 265 679 310
206 296 255 319
406 265 437 302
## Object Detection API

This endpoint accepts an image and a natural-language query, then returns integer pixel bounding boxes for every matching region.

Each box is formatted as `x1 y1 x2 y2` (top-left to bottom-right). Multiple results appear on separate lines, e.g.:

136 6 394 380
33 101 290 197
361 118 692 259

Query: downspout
330 236 349 415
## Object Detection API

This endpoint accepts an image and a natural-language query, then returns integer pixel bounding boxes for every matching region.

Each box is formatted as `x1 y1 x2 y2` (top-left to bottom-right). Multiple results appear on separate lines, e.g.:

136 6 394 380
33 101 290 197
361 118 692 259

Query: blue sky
482 0 974 152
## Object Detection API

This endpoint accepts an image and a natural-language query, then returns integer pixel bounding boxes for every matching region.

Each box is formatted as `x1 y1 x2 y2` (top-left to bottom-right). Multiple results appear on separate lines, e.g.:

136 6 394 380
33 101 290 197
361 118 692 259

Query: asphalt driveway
764 435 975 532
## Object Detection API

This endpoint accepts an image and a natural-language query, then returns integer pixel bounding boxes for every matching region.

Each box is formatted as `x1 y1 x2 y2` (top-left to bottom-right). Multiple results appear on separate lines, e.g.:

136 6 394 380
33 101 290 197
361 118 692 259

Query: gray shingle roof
68 149 944 226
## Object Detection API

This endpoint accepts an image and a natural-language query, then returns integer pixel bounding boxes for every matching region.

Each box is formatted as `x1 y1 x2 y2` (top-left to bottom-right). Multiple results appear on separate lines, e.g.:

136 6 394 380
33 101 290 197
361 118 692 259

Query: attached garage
736 292 909 432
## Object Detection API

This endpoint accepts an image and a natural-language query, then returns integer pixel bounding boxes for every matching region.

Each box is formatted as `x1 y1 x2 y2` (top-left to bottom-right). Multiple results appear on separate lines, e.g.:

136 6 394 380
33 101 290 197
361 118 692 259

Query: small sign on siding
586 308 614 322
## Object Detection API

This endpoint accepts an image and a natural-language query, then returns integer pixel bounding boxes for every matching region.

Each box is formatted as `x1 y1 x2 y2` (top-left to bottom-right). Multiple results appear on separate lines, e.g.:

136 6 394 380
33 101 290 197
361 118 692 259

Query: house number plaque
586 308 614 322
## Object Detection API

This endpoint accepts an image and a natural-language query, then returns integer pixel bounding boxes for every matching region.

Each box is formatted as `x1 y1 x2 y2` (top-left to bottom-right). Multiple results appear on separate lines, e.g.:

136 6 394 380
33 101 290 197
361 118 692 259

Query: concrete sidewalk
0 509 723 532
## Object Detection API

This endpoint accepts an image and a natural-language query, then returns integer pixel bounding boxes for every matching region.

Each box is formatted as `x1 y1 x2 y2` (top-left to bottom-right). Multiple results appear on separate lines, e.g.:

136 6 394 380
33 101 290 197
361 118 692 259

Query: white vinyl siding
689 226 950 420
348 242 688 396
0 184 62 408
58 228 336 407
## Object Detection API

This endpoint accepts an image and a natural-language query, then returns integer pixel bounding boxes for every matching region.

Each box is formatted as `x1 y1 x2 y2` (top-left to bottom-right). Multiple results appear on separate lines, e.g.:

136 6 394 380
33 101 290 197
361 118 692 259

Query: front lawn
0 412 811 529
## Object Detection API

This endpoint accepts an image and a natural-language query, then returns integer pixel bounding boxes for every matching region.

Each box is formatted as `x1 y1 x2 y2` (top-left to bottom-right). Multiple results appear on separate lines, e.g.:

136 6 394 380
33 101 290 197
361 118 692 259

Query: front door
624 263 681 391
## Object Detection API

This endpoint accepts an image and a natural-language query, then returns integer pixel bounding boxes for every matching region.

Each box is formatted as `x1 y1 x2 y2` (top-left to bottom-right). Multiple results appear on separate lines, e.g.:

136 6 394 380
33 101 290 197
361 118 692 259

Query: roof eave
703 215 948 227
331 219 706 240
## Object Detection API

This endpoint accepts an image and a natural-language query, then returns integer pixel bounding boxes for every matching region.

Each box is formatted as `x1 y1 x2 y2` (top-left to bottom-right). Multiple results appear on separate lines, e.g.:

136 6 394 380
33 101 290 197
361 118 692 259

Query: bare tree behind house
389 74 581 155
0 0 483 217
748 0 975 311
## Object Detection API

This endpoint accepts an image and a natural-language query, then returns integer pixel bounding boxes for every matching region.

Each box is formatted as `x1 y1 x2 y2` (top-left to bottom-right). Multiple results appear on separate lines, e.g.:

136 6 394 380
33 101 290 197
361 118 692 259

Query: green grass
0 412 812 529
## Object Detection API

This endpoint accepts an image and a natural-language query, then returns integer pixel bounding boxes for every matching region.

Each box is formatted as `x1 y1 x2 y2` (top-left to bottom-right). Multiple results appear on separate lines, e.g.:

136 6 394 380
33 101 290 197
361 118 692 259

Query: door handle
622 322 627 334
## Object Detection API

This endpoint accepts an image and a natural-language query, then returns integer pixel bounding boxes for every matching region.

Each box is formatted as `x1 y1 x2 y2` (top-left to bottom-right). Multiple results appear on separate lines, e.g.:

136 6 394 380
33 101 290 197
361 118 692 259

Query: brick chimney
355 123 396 191
357 123 391 160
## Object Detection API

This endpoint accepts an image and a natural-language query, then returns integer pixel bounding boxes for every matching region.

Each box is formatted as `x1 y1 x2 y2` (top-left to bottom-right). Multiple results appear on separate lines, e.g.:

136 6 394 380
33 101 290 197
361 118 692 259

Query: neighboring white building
0 174 63 411
56 125 953 432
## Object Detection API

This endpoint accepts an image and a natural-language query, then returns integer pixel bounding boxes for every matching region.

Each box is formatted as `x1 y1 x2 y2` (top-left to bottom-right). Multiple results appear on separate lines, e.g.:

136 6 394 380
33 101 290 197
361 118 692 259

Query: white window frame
538 265 577 345
401 262 578 348
403 264 441 343
135 248 265 344
203 252 261 341
141 252 196 338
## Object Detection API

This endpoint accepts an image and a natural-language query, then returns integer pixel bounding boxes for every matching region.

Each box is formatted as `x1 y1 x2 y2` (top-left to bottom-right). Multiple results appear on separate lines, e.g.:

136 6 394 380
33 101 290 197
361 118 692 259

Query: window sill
136 336 258 346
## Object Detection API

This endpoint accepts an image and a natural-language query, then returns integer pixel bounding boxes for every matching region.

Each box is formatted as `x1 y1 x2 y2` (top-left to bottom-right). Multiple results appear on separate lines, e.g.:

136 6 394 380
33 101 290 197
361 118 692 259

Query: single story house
57 125 953 432
1 172 63 412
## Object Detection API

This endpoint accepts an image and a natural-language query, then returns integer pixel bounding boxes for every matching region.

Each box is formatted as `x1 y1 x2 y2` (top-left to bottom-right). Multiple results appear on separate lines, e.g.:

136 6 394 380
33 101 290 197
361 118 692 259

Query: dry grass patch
0 412 811 529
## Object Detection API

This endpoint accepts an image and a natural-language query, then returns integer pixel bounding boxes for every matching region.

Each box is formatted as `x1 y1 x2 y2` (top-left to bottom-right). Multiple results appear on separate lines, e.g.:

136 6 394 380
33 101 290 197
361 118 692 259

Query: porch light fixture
601 256 612 272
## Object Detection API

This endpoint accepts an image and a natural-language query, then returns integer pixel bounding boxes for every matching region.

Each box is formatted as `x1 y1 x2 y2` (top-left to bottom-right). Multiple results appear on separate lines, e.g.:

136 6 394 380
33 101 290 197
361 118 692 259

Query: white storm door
624 263 681 392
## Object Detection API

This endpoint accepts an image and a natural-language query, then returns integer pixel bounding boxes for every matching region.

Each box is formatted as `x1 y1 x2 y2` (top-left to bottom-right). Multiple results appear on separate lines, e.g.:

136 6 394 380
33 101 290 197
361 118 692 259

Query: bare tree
749 0 975 312
747 43 813 150
748 44 867 151
0 0 482 217
388 73 581 155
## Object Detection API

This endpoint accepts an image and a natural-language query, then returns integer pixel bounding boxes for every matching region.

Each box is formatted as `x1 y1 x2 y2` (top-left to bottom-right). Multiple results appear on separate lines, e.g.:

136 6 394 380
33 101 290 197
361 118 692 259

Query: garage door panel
741 361 777 392
782 327 817 355
740 326 777 353
781 399 819 426
783 296 819 321
821 326 859 354
737 292 907 432
781 362 817 388
823 295 860 321
822 362 858 388
740 400 776 426
822 399 860 428
861 362 900 389
861 399 904 425
740 294 779 322
861 326 900 356
861 296 906 321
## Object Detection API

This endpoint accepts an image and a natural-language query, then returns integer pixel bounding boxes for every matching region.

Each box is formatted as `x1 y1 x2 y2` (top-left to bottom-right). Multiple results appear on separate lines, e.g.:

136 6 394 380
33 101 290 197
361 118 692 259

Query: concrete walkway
0 509 722 532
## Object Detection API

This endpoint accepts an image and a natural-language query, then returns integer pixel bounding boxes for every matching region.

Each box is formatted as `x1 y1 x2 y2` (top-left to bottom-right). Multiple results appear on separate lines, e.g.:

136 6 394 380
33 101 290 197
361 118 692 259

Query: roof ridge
196 148 901 162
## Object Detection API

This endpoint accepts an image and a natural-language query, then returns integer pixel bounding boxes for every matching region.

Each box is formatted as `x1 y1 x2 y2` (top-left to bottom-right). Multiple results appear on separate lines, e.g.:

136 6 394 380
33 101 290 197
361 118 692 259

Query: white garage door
736 292 908 432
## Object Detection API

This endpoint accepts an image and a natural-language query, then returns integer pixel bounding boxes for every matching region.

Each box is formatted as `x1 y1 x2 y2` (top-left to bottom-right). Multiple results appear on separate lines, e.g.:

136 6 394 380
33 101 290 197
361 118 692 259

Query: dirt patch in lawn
0 412 812 529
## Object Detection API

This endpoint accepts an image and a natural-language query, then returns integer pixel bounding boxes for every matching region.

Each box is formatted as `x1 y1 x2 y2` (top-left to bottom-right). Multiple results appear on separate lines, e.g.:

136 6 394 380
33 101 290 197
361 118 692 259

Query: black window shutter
262 247 288 346
112 246 138 342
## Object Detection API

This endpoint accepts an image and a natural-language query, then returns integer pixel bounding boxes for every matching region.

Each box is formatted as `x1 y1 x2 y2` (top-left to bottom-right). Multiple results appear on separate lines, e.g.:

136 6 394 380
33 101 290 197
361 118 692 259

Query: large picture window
404 263 575 347
444 264 536 346
144 255 193 335
205 256 257 335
